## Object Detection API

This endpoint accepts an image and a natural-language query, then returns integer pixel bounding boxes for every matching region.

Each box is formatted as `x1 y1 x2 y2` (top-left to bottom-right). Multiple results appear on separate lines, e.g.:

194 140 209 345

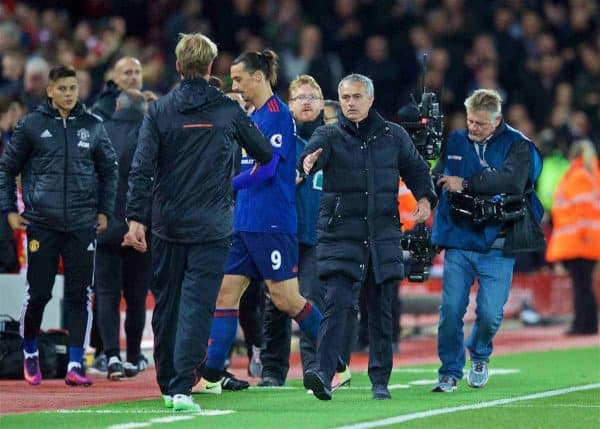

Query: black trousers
358 282 401 347
95 243 150 362
150 235 229 396
317 263 394 388
239 279 265 358
261 244 358 381
565 259 598 333
22 226 95 348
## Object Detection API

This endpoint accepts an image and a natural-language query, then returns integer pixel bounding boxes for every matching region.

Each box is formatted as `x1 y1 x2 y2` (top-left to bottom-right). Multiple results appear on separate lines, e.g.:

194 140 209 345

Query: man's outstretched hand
303 148 323 175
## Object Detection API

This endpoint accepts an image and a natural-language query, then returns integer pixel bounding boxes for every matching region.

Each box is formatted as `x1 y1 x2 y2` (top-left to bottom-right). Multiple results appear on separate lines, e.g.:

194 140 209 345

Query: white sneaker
173 394 201 412
192 377 222 394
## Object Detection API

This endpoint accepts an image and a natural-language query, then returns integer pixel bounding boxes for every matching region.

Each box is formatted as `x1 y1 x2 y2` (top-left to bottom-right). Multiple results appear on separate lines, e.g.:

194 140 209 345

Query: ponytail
232 49 279 87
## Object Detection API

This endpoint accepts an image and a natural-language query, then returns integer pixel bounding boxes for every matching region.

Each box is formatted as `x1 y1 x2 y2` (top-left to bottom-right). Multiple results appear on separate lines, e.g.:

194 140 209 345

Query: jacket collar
338 108 387 140
36 98 86 118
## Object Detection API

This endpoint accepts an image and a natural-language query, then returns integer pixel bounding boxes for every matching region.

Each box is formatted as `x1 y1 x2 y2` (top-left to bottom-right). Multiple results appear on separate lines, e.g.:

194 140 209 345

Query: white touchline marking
106 409 236 429
335 383 600 429
498 404 600 409
198 410 236 416
150 416 195 423
108 423 151 429
338 384 411 391
409 379 439 385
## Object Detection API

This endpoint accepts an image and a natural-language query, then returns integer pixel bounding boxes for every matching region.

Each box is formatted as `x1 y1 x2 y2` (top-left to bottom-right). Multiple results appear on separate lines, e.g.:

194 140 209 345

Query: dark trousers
150 235 229 396
358 282 401 348
22 226 95 348
95 243 150 361
0 215 18 273
317 263 394 388
565 259 598 333
239 279 265 358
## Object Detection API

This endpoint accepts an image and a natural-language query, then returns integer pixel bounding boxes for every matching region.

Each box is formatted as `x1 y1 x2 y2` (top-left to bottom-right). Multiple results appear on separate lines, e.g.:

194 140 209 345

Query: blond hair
464 89 503 121
175 33 218 79
569 139 598 173
288 75 323 99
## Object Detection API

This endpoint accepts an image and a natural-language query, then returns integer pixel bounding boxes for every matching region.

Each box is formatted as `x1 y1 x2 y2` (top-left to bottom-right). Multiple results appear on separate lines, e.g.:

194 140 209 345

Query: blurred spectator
216 0 264 53
0 50 26 99
322 0 365 72
76 69 93 105
355 35 401 118
19 56 49 112
282 25 343 100
0 97 19 273
546 139 600 335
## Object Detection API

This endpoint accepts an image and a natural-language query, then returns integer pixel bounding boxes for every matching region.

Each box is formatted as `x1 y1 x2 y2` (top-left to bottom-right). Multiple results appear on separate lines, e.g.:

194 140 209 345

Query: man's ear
45 83 53 98
175 60 182 75
207 61 213 76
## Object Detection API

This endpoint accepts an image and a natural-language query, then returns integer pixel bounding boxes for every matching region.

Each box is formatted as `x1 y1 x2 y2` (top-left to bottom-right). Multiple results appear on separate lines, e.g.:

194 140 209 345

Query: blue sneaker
432 376 457 393
467 360 489 388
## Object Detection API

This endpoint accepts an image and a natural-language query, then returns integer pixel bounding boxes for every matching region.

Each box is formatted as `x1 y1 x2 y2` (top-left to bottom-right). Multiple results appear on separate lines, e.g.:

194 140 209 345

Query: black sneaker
372 384 391 400
222 371 250 390
304 370 332 401
257 376 285 387
107 357 124 381
123 361 139 378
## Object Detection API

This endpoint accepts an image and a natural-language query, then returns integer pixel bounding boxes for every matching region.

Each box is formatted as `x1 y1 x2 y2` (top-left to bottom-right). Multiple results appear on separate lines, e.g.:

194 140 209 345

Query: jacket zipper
328 195 341 229
63 118 68 230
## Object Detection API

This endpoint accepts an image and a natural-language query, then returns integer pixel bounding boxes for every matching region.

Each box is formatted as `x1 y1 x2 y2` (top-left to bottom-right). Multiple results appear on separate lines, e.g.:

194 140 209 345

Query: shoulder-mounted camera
398 55 443 161
401 224 434 282
448 192 526 225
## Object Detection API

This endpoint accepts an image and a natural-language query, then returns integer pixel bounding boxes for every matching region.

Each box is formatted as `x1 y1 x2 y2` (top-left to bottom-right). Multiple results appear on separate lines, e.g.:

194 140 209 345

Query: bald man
92 57 158 121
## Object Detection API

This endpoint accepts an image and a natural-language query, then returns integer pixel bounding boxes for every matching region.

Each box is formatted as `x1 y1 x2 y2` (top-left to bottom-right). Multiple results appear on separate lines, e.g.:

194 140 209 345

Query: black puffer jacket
126 78 272 243
91 80 120 122
299 109 436 284
0 100 118 231
98 107 144 244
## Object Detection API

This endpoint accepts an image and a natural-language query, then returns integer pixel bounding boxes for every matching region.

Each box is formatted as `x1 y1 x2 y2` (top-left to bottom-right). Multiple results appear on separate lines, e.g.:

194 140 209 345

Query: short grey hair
338 73 374 98
464 89 502 121
116 89 147 113
24 56 50 77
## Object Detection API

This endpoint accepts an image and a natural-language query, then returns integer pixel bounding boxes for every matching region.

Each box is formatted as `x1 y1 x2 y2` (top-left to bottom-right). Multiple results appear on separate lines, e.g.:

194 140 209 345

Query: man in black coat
124 33 272 411
300 73 437 401
95 89 150 380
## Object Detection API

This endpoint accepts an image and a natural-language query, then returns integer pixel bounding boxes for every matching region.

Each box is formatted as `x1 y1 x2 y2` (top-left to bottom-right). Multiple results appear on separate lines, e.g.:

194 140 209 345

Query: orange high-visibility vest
398 179 417 231
546 157 600 261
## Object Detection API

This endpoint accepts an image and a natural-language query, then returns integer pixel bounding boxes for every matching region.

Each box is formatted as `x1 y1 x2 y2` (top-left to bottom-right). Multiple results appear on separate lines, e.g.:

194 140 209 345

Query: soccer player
199 50 325 392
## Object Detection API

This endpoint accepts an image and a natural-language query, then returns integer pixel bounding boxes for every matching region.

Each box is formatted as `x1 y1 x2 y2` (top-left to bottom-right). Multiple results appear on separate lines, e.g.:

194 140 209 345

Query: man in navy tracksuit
124 33 271 411
0 65 117 387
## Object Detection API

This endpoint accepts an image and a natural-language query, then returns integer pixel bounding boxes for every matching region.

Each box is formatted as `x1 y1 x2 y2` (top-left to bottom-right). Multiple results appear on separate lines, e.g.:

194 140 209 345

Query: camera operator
431 89 543 393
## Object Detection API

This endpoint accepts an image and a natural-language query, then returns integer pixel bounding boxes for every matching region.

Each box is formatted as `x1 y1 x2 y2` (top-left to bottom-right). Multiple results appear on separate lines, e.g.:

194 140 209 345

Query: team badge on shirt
270 134 282 148
29 240 40 253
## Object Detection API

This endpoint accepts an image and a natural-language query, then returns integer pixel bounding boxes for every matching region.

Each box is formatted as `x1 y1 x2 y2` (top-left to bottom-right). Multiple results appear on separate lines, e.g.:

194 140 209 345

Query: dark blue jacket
0 100 117 231
296 135 322 245
432 123 539 252
300 109 436 284
126 78 272 243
